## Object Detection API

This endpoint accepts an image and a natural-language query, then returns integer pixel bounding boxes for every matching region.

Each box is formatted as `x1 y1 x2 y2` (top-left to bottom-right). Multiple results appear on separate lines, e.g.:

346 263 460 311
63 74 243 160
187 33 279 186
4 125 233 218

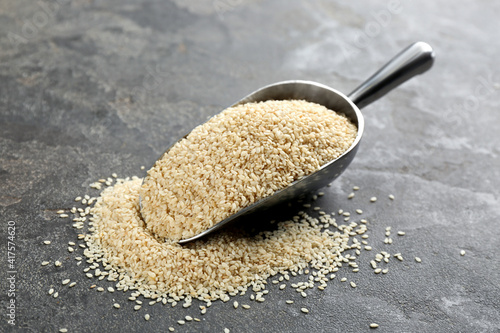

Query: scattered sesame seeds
233 301 239 309
62 279 70 285
224 328 230 333
370 323 379 328
75 196 82 202
168 327 175 332
348 192 355 199
301 308 309 314
54 261 62 267
388 194 395 200
140 166 145 170
43 240 51 245
460 250 466 256
242 304 250 309
113 303 120 309
134 305 141 311
356 209 363 214
59 329 68 333
415 257 422 263
59 214 69 218
286 300 294 304
144 314 150 321
353 186 360 191
108 287 115 293
397 231 405 236
350 281 357 288
364 246 372 251
340 277 347 282
41 261 50 266
382 269 389 274
185 316 193 321
370 197 377 202
177 320 185 325
69 282 77 288
53 292 59 298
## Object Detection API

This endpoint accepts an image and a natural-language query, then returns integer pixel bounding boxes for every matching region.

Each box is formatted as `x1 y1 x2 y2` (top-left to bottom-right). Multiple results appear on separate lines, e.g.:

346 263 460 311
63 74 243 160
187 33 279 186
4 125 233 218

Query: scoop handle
348 41 435 109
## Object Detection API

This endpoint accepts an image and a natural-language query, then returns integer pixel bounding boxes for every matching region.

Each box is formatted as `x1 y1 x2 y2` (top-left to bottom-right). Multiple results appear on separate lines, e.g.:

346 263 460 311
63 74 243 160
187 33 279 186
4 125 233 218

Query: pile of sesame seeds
140 100 357 242
42 174 446 331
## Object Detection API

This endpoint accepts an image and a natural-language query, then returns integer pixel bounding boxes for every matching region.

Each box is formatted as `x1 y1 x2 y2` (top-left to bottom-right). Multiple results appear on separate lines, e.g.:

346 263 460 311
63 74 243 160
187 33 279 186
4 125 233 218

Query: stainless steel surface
141 42 435 244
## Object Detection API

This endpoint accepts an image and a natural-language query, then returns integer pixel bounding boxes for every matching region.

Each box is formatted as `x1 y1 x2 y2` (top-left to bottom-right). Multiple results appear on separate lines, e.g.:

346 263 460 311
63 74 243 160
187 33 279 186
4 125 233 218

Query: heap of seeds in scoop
140 100 357 241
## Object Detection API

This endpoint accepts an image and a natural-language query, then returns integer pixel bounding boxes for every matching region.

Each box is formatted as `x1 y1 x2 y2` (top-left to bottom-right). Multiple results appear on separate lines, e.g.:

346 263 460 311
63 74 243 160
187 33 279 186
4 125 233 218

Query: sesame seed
242 304 250 309
460 250 466 256
55 261 62 267
75 196 82 202
356 209 363 214
185 316 193 321
382 269 389 274
140 166 145 170
374 268 382 274
301 308 309 314
415 257 422 263
59 329 68 333
177 320 185 325
57 210 65 214
69 282 77 287
364 246 372 251
144 314 150 321
397 231 405 236
113 303 120 309
350 281 357 288
370 323 379 328
348 193 355 199
48 288 54 295
53 292 59 298
108 287 114 292
353 186 360 191
279 284 286 290
224 329 230 333
41 261 50 266
370 197 377 202
43 240 51 245
168 327 174 332
286 300 294 304
341 277 347 282
388 194 395 200
59 214 69 218
134 305 141 311
233 301 238 309
62 279 70 285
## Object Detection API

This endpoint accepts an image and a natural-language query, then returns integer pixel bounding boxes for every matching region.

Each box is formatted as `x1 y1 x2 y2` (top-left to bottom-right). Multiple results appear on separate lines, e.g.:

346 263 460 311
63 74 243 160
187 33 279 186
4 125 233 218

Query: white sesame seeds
397 231 405 236
460 250 466 256
340 277 347 282
59 329 68 333
370 323 379 328
55 260 62 267
224 328 230 333
41 261 50 266
348 192 355 199
388 194 395 200
107 287 114 293
168 327 174 332
356 209 363 214
350 281 357 288
301 308 309 314
59 214 69 218
370 197 377 202
286 300 294 304
48 288 54 295
43 240 51 245
144 314 150 321
177 320 185 325
242 304 250 309
113 303 120 309
62 279 70 285
415 257 422 263
69 282 77 287
353 186 360 191
185 316 193 321
75 196 82 202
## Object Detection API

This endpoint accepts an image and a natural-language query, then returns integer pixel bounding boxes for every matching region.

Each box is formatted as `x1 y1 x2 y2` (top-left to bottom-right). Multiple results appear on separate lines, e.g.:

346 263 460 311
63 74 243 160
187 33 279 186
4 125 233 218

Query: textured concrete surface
1 1 500 332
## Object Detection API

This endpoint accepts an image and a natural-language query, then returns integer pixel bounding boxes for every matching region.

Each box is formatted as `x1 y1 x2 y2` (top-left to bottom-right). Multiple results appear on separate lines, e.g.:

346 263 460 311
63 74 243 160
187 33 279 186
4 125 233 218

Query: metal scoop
141 41 435 244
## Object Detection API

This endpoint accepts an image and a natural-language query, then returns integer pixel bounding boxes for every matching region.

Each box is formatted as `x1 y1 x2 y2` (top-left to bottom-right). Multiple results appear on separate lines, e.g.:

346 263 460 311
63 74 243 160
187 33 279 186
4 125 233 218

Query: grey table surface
1 1 500 332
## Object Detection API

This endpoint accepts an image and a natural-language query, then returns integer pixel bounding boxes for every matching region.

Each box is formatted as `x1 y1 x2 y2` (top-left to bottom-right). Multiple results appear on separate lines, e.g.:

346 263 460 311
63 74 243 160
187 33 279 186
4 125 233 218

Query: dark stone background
1 1 499 332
